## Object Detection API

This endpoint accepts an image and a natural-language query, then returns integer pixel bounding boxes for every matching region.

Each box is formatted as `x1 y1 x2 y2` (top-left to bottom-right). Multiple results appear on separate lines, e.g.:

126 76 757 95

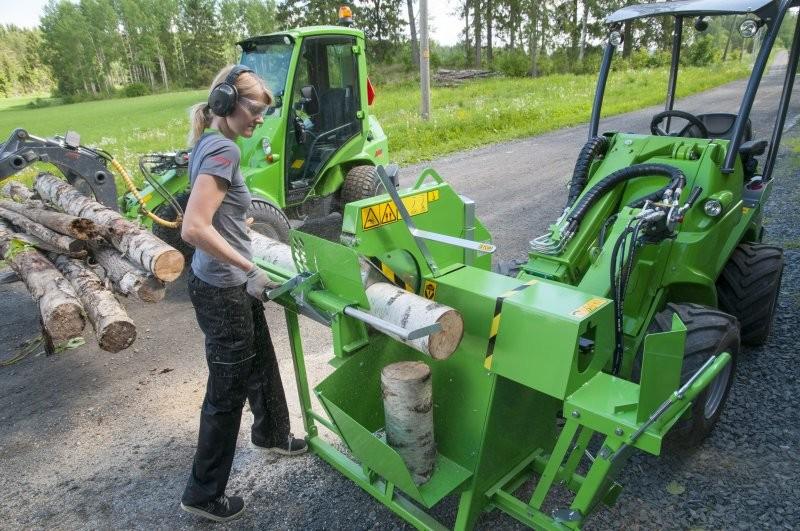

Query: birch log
366 283 463 360
35 173 184 281
0 207 85 254
381 361 437 484
1 180 35 202
89 242 166 302
248 233 464 357
0 223 85 342
0 199 99 239
53 255 136 353
0 218 85 257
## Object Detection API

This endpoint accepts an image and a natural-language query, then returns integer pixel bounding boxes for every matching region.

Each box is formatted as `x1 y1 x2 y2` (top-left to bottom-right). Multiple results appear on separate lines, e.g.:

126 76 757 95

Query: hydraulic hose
565 163 685 237
565 136 610 209
109 158 181 229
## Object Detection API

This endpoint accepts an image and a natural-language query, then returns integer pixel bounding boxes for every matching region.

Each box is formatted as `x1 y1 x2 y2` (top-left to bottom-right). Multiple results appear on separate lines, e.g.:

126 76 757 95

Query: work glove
246 265 278 301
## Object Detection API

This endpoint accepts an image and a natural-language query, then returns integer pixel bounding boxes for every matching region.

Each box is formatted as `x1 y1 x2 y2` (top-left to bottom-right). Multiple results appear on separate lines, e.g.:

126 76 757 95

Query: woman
179 64 306 523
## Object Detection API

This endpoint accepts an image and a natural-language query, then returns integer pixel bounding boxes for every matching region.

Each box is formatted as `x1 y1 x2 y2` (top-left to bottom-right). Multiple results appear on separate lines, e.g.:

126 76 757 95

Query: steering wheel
650 110 709 138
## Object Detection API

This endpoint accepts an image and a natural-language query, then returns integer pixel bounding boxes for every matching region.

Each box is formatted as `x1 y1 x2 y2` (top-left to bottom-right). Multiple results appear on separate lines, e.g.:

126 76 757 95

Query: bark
1 180 35 202
407 0 420 68
53 255 136 353
366 282 464 360
0 222 85 343
486 0 493 64
250 231 296 272
381 361 436 484
474 0 482 66
35 173 184 282
249 233 463 358
0 199 99 240
528 2 540 77
464 0 471 64
578 1 589 63
89 242 165 303
623 20 633 59
0 207 86 255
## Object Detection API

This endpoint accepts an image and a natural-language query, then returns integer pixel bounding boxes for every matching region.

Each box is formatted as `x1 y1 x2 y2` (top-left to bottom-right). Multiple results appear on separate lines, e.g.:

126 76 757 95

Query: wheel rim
251 222 280 241
704 359 732 419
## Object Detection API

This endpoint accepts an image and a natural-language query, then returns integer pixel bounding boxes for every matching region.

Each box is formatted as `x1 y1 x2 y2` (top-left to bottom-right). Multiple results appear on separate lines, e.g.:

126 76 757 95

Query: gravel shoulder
1 59 799 529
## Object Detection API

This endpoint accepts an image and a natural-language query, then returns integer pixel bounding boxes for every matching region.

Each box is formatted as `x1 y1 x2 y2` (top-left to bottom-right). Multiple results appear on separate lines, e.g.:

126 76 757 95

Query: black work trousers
182 271 290 506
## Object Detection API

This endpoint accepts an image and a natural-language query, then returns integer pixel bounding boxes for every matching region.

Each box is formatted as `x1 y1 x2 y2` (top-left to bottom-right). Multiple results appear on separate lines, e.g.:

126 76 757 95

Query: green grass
0 62 748 184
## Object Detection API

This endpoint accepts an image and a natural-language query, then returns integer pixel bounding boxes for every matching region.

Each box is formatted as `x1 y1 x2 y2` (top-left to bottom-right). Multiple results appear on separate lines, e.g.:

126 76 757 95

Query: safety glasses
239 97 269 117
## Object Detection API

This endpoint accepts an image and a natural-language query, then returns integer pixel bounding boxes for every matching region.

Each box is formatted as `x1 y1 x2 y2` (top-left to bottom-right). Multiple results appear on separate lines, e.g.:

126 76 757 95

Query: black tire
152 191 194 259
248 199 291 243
339 165 383 206
716 243 784 346
638 303 739 448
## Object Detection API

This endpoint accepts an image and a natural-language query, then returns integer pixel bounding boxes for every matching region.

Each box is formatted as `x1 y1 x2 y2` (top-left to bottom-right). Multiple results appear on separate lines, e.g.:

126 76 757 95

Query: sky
0 0 463 46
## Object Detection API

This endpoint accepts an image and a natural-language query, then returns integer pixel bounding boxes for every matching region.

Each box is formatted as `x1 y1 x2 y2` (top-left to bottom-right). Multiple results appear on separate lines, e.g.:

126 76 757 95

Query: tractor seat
695 113 753 142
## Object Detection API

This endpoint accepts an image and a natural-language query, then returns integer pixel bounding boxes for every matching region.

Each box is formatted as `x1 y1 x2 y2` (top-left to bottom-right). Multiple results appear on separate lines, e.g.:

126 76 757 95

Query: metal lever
609 355 720 461
343 306 442 340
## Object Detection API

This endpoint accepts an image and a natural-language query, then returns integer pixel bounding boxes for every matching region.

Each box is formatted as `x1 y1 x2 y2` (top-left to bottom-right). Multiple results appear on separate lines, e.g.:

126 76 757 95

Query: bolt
571 410 580 418
615 427 624 436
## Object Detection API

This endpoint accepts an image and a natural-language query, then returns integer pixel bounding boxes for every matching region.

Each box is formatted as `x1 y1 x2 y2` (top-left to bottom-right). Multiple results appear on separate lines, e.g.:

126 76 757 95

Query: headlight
609 31 624 46
704 199 723 217
262 138 271 156
740 19 760 38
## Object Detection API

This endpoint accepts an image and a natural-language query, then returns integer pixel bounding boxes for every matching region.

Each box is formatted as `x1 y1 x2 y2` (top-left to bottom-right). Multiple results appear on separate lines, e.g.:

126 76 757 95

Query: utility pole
419 0 431 120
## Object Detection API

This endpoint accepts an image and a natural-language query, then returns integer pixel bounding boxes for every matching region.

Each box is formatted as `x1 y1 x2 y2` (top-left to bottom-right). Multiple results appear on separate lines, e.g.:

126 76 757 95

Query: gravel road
1 53 799 530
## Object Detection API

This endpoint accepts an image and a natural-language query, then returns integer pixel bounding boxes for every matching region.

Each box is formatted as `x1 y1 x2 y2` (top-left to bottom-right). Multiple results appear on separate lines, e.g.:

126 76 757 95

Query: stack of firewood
0 173 185 353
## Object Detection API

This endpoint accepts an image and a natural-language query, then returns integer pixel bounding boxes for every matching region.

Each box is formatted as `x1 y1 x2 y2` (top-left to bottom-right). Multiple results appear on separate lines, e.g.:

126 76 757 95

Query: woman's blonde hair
188 64 274 146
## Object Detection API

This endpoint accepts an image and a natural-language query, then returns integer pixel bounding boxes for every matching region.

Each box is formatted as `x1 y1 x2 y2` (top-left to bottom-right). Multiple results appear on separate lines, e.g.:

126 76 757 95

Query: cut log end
98 320 137 353
47 302 86 343
382 360 432 382
428 310 465 360
137 277 167 303
152 250 185 282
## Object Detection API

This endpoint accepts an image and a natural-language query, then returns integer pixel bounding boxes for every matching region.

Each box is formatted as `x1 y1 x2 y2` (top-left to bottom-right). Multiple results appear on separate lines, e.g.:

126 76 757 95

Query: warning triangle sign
381 204 397 224
362 207 380 229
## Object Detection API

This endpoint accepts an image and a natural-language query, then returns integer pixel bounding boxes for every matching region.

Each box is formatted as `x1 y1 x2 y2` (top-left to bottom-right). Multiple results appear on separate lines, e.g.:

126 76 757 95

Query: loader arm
0 128 118 210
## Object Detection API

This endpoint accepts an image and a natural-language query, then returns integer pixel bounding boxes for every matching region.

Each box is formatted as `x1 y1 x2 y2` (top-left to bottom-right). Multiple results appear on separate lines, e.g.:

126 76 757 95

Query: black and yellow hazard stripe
369 257 415 292
484 279 538 370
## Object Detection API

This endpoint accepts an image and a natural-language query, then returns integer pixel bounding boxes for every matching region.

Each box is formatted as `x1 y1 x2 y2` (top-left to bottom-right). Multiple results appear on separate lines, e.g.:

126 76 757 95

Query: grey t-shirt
189 131 252 288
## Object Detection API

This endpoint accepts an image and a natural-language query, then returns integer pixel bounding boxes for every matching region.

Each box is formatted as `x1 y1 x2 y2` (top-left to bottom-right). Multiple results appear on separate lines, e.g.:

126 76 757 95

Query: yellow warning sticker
361 192 430 230
291 159 304 169
571 298 607 318
427 189 440 202
423 280 437 300
742 207 751 214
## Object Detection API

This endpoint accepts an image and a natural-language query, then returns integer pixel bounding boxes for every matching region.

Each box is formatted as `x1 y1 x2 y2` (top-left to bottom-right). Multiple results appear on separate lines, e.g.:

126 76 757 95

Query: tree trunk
623 20 633 59
89 242 166 303
464 0 471 64
381 361 436 484
407 0 420 68
528 2 540 77
486 0 493 65
578 1 589 63
474 0 482 66
1 180 35 202
0 199 99 240
250 231 296 272
0 222 85 343
53 255 136 353
0 207 86 255
365 282 464 359
35 173 184 282
722 16 737 61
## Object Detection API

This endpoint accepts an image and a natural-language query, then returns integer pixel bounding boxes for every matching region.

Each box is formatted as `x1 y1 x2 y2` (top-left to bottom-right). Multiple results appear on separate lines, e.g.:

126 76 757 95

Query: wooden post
53 255 137 353
419 0 431 120
381 361 437 484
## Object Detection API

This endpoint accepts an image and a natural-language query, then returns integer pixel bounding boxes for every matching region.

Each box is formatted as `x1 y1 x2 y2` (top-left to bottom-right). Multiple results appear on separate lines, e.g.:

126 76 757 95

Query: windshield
240 37 294 96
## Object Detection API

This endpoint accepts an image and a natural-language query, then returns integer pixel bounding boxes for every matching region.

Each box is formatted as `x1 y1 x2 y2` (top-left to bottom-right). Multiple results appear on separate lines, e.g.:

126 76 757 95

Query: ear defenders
207 64 254 117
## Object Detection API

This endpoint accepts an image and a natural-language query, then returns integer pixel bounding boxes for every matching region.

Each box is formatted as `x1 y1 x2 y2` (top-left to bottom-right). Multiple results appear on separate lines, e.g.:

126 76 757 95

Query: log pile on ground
434 69 496 86
0 174 185 353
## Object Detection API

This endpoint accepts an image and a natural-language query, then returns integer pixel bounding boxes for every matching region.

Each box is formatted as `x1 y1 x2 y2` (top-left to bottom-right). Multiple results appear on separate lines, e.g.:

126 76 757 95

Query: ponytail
188 102 212 146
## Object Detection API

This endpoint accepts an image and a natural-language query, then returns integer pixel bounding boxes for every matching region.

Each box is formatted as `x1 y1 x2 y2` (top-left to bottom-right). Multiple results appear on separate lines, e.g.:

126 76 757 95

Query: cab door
284 35 361 204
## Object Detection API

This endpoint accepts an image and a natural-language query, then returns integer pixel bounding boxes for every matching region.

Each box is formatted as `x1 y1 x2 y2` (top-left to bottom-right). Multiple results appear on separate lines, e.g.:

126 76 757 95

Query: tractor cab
237 24 389 216
591 0 799 183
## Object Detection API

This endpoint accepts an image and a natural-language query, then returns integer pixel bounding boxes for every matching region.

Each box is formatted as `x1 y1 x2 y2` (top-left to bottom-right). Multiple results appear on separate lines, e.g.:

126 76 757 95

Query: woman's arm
181 173 252 272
